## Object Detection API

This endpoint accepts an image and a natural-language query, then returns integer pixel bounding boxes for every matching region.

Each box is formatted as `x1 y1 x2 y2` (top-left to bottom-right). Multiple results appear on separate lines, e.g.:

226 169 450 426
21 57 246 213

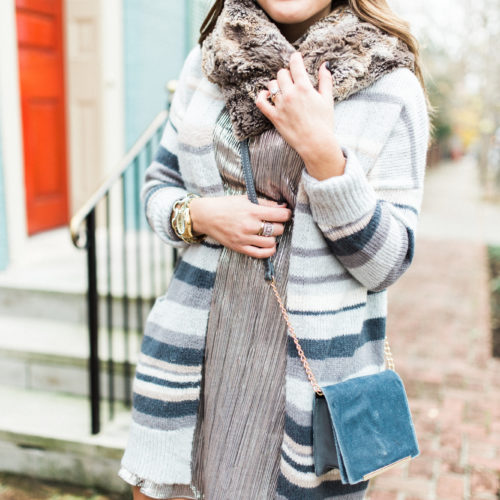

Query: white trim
0 0 27 264
65 0 125 216
98 0 125 233
65 0 102 215
100 0 125 176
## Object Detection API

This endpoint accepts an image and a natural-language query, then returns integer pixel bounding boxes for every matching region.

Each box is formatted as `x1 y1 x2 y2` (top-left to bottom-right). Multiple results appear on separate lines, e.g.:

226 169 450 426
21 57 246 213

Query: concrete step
0 285 87 324
0 283 159 330
0 227 176 323
0 384 130 493
0 315 140 399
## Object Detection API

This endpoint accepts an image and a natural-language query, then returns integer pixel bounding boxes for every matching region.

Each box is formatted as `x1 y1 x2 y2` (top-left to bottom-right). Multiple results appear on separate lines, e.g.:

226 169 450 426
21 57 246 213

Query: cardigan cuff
301 147 378 228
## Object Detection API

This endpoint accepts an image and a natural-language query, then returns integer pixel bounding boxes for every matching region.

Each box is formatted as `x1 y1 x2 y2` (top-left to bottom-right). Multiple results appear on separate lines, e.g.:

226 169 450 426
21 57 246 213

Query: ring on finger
269 87 282 104
259 221 274 237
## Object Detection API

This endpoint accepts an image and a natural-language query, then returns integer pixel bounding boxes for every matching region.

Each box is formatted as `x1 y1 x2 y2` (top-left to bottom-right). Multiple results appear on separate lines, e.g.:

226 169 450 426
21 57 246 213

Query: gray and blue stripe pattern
120 45 429 499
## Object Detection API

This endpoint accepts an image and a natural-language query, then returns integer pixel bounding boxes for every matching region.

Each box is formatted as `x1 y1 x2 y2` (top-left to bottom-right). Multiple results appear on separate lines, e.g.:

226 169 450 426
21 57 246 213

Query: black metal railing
70 88 177 434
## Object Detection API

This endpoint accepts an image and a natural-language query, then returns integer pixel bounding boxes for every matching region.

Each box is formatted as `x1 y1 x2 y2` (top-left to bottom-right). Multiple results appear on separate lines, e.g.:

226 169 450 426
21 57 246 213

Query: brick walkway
366 160 500 500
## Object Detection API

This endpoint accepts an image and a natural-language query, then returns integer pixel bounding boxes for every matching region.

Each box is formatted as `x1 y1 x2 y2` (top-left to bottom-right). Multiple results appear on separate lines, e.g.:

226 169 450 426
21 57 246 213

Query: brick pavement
365 157 500 500
366 237 500 499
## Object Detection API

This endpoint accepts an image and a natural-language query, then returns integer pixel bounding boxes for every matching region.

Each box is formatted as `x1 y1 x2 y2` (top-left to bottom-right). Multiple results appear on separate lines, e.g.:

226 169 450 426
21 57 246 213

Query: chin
257 0 329 24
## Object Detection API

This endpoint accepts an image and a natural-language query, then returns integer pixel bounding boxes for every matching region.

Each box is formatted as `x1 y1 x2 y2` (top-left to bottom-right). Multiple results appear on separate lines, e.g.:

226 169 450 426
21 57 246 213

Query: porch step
0 284 157 330
0 384 130 493
0 315 140 399
0 285 87 324
0 228 169 491
0 226 175 327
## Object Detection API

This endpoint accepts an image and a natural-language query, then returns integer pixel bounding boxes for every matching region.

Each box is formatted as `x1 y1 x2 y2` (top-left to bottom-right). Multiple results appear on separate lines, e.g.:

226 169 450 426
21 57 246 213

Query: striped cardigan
120 45 429 499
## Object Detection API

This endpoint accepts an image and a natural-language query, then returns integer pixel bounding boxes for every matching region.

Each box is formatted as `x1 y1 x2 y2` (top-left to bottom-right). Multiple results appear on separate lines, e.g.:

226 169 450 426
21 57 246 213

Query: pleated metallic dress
122 107 305 499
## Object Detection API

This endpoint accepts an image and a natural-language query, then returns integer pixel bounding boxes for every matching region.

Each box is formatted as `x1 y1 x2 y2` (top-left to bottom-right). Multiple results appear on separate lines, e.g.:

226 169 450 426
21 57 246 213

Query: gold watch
171 193 205 244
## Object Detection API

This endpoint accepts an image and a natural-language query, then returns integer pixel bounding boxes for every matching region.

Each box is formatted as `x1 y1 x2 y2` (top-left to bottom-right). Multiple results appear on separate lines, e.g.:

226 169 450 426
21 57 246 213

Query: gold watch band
171 193 205 244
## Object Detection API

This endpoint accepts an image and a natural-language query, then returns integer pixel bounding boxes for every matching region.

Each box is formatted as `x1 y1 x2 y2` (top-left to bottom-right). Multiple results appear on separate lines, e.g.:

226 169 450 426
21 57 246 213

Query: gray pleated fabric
190 109 305 499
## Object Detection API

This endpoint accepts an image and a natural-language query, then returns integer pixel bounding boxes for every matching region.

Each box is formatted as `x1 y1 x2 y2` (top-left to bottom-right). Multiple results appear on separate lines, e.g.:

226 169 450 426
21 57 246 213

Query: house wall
123 0 189 150
188 0 211 48
122 0 207 228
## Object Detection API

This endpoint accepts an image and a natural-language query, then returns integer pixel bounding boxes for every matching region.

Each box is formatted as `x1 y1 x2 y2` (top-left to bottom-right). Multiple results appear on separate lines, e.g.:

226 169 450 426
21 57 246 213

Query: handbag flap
322 370 419 484
313 394 340 476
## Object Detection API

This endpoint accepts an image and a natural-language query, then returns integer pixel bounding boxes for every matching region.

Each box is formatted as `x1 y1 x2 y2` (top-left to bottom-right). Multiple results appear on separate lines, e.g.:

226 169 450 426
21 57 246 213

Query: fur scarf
201 0 415 140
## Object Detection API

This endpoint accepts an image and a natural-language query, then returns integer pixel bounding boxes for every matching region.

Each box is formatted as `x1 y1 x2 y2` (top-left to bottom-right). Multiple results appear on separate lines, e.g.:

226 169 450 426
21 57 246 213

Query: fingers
241 244 277 259
247 235 277 248
288 52 311 88
276 68 293 93
255 89 277 120
267 79 280 94
263 56 333 108
255 205 292 223
208 195 288 259
273 223 285 236
268 78 284 107
257 197 287 207
318 61 333 104
251 198 292 222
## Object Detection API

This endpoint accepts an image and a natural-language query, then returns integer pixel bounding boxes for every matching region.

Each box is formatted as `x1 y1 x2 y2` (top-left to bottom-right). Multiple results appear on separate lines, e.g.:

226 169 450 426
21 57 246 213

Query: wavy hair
198 0 426 92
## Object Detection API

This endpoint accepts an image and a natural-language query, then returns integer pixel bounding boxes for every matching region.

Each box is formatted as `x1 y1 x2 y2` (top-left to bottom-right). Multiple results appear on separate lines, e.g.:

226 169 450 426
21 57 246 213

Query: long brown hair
198 0 426 91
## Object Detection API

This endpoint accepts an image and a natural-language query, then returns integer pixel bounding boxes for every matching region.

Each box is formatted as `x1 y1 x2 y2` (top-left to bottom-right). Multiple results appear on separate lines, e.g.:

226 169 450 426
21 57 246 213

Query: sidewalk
367 158 500 500
0 471 124 499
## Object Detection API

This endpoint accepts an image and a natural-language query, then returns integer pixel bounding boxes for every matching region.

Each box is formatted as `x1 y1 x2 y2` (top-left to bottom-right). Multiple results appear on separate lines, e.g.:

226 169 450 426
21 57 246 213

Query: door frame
65 0 125 215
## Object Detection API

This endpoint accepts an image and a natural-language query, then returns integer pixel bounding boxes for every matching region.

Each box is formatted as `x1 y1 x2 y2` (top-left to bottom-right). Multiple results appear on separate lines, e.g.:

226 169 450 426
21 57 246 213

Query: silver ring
261 221 273 237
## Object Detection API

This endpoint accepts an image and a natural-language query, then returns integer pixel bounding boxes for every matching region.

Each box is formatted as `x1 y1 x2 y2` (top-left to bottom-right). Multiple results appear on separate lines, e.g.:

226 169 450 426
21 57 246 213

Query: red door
16 0 69 234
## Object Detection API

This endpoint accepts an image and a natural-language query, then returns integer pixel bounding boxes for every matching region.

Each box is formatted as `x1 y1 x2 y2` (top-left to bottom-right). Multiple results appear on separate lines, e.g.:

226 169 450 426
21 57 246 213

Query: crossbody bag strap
240 139 275 281
239 139 395 396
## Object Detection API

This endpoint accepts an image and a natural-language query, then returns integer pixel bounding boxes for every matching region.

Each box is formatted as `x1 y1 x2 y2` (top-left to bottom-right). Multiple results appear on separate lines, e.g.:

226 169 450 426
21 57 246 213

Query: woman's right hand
188 195 292 258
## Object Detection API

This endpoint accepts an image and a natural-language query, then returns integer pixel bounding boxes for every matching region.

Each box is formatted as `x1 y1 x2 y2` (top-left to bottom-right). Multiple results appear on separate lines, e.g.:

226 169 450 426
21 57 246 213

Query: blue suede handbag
240 139 420 486
312 364 420 484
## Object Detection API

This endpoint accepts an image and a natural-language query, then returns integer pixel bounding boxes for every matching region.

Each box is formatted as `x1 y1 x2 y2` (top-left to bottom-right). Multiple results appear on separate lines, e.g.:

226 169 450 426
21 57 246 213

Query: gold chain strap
270 278 324 396
384 336 395 371
269 277 395 396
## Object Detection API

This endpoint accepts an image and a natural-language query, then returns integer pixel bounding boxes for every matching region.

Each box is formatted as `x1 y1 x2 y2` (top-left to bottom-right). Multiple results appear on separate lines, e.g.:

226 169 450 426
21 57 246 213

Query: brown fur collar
201 0 415 140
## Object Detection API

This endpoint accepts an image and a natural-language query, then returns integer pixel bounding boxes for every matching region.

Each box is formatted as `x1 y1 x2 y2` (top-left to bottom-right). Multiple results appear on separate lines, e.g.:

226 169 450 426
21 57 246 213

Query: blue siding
0 103 8 270
123 0 190 150
123 1 206 228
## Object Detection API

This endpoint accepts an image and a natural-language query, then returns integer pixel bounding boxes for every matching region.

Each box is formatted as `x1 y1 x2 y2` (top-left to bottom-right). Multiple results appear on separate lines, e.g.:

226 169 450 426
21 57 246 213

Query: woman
119 0 429 499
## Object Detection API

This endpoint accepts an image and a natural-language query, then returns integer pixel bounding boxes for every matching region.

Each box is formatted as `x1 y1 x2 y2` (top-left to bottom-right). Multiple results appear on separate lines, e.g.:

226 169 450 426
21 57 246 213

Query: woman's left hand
255 52 346 180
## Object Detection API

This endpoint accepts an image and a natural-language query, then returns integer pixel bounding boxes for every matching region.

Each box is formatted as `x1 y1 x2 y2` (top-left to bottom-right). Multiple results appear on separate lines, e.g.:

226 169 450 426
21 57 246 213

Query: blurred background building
0 0 208 494
392 0 500 187
0 0 206 271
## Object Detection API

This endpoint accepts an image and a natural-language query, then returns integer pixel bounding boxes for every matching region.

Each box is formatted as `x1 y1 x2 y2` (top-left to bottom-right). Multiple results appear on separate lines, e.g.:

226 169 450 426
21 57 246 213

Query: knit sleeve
301 71 429 291
141 46 202 248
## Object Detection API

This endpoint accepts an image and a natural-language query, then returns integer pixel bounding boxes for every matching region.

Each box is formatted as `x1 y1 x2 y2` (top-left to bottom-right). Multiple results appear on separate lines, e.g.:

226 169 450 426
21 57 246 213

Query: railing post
86 209 100 434
166 80 177 111
70 110 169 432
